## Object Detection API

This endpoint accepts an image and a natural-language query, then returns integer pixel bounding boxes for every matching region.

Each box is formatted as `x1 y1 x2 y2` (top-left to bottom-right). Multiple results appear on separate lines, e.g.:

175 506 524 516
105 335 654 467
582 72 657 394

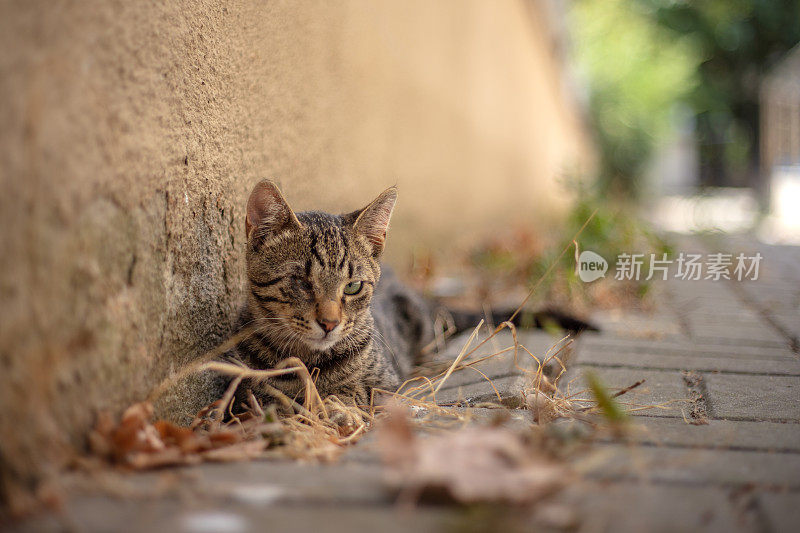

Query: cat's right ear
245 180 301 242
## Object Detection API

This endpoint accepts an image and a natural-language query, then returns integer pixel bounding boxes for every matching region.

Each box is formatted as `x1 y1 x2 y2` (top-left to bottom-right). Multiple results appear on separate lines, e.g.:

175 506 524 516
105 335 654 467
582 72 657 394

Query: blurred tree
570 0 800 195
648 0 800 188
570 0 701 195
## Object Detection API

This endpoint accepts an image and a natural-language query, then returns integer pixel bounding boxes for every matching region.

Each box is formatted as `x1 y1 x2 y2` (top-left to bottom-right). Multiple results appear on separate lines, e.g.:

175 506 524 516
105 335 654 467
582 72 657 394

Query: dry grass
88 211 606 468
84 208 680 507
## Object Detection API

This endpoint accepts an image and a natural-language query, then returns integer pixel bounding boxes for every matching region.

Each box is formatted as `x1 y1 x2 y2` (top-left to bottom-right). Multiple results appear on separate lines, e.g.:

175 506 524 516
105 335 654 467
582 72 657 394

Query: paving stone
609 417 800 452
738 286 800 312
689 323 789 345
575 348 800 375
432 374 525 406
178 461 392 505
11 500 457 533
433 329 570 366
669 290 743 304
769 311 800 338
688 313 774 327
584 444 800 488
691 333 790 350
703 373 800 421
566 366 689 417
671 295 745 311
758 492 800 533
578 334 796 360
61 461 391 507
586 310 685 341
419 329 570 392
553 481 756 533
424 406 535 427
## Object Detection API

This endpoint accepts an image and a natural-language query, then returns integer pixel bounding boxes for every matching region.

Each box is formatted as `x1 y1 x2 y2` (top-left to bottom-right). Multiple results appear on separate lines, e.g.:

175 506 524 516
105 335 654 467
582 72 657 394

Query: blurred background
1 0 799 508
570 0 800 240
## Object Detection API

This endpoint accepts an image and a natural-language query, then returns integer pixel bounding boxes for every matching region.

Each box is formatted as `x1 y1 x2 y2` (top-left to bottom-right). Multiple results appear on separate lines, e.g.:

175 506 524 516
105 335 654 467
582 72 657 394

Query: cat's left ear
245 180 302 241
348 186 397 257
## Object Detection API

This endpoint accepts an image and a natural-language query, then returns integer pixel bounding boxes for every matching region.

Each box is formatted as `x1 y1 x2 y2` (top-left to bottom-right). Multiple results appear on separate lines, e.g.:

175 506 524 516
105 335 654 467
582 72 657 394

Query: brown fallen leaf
377 402 567 504
110 403 165 461
89 400 271 469
154 420 206 454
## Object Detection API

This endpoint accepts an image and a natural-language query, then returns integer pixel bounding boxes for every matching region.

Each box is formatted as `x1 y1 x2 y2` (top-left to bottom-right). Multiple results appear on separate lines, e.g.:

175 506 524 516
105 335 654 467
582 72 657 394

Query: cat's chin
303 336 340 352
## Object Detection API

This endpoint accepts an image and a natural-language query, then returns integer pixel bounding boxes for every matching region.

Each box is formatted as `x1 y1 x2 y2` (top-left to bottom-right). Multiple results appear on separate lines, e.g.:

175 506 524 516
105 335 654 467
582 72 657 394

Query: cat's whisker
225 181 431 422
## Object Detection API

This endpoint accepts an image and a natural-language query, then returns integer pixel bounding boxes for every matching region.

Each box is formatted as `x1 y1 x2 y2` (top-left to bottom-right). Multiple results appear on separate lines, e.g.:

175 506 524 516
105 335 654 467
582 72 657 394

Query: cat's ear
349 186 397 257
245 180 301 241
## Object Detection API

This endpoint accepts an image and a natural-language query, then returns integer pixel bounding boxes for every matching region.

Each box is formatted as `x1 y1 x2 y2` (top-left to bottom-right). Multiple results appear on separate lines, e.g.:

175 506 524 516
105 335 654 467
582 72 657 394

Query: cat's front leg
322 385 370 432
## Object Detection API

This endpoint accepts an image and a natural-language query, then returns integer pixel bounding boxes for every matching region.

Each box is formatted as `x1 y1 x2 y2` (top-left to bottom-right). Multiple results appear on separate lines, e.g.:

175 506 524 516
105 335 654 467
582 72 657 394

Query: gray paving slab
609 417 800 452
575 348 800 375
53 460 392 507
553 481 757 533
180 461 391 504
691 334 791 350
669 290 743 303
759 492 800 533
670 296 746 312
690 323 789 344
703 373 800 421
11 500 458 533
770 311 800 338
566 365 689 417
433 328 570 366
419 329 570 393
431 374 524 406
578 334 797 360
739 287 800 311
586 310 686 341
585 444 800 488
688 314 776 327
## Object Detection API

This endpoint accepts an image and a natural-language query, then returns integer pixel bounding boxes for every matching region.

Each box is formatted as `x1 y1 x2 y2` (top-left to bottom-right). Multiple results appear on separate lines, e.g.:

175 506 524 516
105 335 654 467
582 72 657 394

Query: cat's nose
317 318 339 333
316 300 342 334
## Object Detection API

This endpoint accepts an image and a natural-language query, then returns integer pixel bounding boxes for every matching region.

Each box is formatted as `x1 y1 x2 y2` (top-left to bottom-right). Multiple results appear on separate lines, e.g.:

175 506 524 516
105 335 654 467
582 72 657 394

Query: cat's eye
343 281 363 295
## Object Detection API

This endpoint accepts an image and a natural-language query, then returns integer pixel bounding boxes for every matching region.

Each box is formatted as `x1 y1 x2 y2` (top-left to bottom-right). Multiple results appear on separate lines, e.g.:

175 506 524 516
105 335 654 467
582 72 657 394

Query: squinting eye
343 281 363 295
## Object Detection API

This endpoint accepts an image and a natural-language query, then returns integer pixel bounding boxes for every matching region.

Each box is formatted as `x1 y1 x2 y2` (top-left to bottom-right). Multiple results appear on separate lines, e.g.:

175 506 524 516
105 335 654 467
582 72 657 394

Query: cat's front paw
323 396 365 435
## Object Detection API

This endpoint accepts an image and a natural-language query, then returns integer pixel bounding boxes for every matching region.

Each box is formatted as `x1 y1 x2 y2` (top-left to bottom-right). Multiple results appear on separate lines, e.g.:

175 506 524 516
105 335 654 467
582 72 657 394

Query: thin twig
611 379 646 399
433 319 484 393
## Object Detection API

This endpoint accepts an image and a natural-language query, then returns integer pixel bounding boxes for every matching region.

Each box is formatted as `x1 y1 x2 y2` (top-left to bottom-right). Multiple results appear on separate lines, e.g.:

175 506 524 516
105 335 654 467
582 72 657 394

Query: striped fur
228 181 433 410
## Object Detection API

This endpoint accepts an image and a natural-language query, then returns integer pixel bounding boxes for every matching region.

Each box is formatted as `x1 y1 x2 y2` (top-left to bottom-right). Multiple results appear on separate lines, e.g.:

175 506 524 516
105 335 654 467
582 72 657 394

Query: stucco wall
0 0 591 499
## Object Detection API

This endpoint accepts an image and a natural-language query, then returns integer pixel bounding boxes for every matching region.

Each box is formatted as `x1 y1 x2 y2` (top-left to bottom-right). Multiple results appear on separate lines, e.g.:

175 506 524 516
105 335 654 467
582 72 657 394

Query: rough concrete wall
0 0 591 498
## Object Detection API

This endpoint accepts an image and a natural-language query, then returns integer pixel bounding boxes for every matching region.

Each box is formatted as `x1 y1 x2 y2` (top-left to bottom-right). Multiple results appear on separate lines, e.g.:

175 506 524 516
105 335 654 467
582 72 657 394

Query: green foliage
569 0 800 193
570 0 701 194
648 0 800 186
585 370 629 423
525 182 672 307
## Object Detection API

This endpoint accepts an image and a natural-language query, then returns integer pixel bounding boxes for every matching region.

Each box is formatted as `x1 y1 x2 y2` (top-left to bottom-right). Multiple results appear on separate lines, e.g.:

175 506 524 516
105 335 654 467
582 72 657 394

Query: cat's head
243 180 396 356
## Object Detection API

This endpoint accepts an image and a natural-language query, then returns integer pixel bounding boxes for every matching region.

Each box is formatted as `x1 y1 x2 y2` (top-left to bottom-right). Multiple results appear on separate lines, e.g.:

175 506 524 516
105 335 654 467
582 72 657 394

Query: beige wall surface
0 0 591 497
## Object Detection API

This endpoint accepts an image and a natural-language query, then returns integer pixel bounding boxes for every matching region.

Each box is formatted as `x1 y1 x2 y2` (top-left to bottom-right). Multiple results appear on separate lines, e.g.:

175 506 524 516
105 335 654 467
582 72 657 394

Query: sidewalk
555 234 800 532
11 236 800 533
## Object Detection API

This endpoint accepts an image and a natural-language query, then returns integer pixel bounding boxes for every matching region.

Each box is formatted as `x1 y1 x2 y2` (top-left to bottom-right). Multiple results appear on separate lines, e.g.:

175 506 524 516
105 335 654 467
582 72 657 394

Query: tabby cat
227 180 433 414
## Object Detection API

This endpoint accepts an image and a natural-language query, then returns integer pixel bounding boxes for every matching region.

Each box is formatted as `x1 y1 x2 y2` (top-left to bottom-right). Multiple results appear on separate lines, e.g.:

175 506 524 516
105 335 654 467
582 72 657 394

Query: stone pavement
10 236 800 533
557 235 800 532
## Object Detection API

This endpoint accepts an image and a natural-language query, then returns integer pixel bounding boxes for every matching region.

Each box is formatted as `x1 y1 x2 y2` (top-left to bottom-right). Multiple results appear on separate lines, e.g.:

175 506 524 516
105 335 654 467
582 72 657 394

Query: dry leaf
110 403 165 461
378 404 566 504
89 400 269 469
